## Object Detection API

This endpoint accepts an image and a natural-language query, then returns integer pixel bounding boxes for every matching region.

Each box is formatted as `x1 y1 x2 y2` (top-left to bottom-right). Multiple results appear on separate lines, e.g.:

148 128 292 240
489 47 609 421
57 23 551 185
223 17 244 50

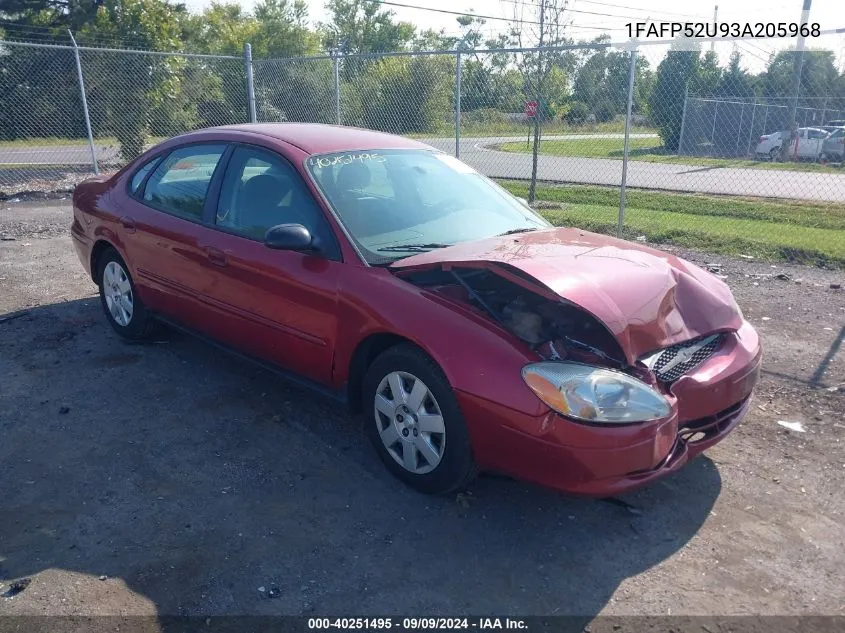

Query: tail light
759 136 767 143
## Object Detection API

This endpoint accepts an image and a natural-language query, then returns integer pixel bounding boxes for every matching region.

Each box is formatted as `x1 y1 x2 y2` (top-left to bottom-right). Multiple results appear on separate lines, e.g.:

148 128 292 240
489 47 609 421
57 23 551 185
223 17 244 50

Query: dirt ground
0 201 843 622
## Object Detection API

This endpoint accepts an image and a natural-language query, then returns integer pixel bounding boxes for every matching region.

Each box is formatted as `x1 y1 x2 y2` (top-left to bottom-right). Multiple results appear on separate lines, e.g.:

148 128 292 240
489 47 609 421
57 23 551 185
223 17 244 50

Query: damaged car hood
390 227 743 363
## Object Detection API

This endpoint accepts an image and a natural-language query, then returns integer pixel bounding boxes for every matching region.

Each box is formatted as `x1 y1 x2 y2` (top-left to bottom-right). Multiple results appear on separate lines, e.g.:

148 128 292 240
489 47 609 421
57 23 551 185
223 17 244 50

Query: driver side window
216 146 327 243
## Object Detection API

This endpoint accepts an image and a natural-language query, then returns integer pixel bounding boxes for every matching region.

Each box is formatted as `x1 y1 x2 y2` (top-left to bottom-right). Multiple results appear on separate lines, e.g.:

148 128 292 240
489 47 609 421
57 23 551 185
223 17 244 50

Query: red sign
524 101 538 118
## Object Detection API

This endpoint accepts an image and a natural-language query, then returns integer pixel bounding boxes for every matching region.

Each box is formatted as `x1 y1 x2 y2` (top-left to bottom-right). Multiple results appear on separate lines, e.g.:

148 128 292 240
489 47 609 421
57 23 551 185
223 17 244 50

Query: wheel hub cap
103 261 133 327
374 371 446 475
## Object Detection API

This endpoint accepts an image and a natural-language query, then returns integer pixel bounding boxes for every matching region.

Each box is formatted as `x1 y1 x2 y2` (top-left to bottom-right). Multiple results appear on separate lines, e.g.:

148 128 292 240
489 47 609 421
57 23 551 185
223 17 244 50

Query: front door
193 144 344 384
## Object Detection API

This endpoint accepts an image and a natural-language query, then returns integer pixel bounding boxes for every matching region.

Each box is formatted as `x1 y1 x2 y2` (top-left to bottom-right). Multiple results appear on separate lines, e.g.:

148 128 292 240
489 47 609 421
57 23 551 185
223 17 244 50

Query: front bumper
459 320 762 497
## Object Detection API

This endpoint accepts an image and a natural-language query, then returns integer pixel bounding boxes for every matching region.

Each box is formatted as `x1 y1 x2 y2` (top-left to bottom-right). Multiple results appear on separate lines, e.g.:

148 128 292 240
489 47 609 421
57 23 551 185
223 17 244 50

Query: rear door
801 129 827 158
192 144 344 384
119 143 230 332
824 128 845 159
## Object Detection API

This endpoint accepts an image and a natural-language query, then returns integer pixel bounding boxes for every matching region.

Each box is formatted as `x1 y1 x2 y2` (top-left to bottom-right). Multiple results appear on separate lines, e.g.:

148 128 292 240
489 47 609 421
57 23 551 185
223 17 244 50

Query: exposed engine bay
398 266 638 373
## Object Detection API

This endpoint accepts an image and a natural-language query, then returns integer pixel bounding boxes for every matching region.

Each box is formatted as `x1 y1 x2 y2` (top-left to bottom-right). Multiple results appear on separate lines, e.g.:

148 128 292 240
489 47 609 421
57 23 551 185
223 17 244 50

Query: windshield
305 149 550 263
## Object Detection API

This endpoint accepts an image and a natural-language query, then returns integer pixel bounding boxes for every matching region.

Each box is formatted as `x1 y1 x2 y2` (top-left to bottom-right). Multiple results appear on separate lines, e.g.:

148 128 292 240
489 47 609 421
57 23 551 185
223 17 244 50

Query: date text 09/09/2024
308 618 528 630
626 22 821 39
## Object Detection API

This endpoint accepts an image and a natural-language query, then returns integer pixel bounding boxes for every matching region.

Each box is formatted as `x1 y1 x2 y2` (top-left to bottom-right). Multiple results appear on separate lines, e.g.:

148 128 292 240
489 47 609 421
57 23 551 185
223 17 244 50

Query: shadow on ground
0 298 722 623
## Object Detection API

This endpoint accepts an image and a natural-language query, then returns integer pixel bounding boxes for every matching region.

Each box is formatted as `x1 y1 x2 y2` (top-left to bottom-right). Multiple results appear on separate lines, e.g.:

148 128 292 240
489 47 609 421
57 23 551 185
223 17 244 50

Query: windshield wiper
497 227 539 236
377 243 452 253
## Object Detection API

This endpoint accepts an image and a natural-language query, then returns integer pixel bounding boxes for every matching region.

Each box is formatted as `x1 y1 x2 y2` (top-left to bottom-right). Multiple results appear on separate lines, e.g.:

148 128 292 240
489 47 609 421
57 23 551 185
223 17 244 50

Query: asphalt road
3 133 845 202
423 138 845 202
0 134 654 166
1 202 843 621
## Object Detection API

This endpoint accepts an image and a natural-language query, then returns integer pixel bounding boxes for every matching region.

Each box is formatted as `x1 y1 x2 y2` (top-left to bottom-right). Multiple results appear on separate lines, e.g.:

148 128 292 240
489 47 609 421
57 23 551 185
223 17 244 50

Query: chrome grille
650 334 722 383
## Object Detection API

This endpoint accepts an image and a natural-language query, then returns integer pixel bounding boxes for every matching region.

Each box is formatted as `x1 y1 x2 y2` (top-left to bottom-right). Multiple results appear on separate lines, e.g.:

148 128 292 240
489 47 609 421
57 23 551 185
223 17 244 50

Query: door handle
204 246 228 267
119 216 136 233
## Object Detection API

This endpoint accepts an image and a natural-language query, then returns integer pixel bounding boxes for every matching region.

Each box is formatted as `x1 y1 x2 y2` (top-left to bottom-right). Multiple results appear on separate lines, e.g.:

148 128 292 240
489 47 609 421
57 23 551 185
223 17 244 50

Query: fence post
709 101 719 157
68 30 98 175
678 84 689 156
243 43 257 123
734 103 744 156
746 103 756 156
333 51 341 125
618 45 637 239
454 46 462 158
761 105 769 142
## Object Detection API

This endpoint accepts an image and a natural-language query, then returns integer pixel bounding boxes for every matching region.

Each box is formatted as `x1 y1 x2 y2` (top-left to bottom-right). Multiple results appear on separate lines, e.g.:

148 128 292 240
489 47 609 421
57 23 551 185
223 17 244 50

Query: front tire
362 344 477 494
97 248 155 340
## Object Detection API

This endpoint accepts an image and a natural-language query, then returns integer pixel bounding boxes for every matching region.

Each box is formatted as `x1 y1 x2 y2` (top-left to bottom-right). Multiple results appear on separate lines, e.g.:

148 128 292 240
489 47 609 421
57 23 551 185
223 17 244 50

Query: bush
563 101 589 125
463 108 508 126
594 101 616 123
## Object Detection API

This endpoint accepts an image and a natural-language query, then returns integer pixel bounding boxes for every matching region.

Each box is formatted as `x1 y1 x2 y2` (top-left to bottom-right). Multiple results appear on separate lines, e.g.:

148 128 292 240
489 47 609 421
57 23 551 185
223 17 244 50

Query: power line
495 0 703 21
735 41 769 62
365 1 542 26
369 0 672 24
572 0 709 20
742 39 774 57
0 21 157 49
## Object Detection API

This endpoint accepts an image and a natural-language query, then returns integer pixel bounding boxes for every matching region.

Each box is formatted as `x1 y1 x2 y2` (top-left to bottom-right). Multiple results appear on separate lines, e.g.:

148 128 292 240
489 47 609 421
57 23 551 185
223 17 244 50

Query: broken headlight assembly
522 362 672 424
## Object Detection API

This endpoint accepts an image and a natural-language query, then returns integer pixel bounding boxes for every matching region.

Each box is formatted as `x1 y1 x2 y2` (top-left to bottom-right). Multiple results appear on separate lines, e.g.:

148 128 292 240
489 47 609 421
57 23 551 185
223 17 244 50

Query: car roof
208 123 432 155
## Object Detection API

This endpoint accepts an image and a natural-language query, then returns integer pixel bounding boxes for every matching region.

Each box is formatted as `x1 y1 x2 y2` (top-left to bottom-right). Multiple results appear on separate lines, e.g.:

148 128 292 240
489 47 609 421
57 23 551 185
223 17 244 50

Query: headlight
521 362 672 424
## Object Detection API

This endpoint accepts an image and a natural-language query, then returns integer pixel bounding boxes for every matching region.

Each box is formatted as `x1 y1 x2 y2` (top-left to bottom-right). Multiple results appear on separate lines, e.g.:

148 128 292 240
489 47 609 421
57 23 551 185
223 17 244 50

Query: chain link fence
2 34 844 265
0 40 247 192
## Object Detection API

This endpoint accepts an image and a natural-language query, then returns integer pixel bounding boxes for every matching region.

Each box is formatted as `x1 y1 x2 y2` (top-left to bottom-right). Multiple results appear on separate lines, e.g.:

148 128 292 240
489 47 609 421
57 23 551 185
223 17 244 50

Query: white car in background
755 127 829 161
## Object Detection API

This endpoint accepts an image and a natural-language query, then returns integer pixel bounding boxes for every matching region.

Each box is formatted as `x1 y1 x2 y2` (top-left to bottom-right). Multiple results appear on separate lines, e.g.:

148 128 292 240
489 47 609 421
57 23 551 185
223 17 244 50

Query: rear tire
769 147 780 161
97 248 155 340
362 344 477 494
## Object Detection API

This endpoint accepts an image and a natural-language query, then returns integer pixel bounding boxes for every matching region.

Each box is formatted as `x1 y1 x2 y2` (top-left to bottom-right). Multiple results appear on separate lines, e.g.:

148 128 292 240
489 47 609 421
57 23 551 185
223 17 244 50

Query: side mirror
264 223 315 252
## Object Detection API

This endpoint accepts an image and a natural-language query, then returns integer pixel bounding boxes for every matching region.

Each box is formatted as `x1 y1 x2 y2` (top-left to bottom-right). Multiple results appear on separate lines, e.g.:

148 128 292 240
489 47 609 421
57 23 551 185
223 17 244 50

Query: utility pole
528 0 545 204
783 0 813 160
711 5 718 52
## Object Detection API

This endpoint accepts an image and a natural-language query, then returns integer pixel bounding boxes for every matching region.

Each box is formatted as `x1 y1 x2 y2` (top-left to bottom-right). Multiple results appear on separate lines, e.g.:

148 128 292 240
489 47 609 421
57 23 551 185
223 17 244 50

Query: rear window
142 144 227 221
130 157 160 194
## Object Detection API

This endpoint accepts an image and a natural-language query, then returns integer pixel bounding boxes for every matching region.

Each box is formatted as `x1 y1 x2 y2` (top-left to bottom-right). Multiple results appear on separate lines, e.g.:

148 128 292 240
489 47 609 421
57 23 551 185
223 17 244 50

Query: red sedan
71 124 762 496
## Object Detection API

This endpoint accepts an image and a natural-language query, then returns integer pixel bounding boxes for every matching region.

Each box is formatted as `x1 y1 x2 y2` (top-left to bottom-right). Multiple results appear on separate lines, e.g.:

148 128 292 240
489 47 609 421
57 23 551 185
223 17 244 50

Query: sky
180 0 845 72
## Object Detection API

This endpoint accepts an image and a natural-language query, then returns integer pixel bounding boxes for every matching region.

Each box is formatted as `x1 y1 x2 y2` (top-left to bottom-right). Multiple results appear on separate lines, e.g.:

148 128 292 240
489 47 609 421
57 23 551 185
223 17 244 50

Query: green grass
0 136 116 148
405 122 658 139
498 180 845 268
0 136 166 149
497 139 845 173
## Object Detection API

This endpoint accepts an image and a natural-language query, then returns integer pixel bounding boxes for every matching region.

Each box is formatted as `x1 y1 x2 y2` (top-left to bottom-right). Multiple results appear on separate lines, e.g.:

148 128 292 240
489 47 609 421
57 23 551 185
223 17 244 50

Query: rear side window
142 144 227 221
808 129 828 139
130 157 159 194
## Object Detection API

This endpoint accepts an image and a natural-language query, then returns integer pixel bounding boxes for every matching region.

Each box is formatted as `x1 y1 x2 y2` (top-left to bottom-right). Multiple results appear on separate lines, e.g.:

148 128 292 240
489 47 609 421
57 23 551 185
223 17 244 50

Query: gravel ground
0 202 843 621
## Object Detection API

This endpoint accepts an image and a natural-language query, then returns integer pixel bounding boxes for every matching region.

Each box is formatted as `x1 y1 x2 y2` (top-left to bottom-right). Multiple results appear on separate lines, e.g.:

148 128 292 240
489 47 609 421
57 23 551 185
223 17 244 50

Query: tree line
1 0 843 158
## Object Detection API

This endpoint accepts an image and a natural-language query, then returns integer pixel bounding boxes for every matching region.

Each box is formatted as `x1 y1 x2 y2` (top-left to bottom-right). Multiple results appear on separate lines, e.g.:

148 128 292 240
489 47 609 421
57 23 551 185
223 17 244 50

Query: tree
718 50 757 99
321 0 414 57
0 0 101 31
648 46 699 152
762 48 839 107
697 50 722 96
571 39 651 123
79 0 185 159
508 0 573 202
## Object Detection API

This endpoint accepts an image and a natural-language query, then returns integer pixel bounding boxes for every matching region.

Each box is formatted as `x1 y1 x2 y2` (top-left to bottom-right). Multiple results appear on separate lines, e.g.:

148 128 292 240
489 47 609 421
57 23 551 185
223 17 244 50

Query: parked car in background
824 119 845 128
820 127 845 163
755 127 829 161
71 123 762 497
